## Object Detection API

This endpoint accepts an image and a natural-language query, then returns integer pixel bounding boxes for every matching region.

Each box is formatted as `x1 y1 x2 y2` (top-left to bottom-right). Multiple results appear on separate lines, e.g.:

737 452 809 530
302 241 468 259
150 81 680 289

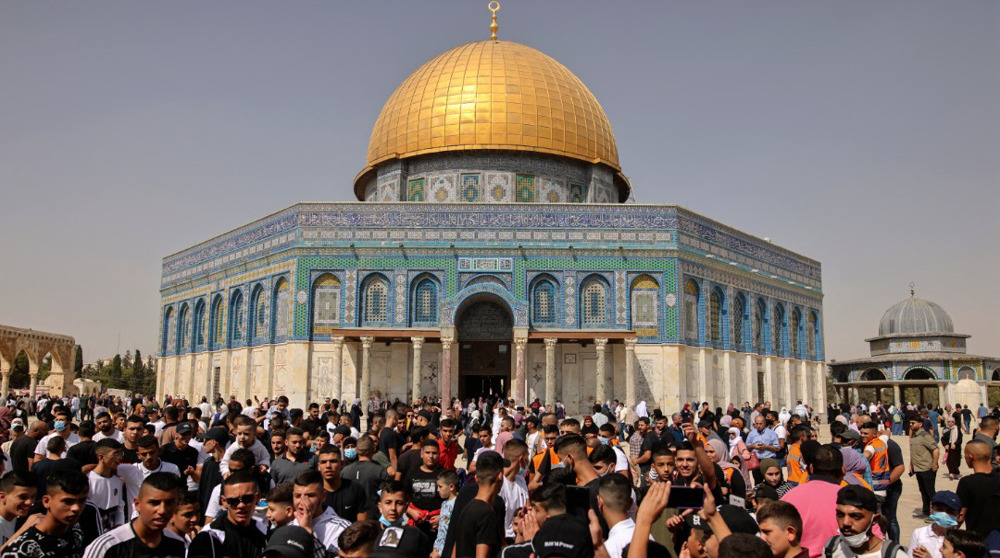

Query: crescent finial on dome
489 2 500 41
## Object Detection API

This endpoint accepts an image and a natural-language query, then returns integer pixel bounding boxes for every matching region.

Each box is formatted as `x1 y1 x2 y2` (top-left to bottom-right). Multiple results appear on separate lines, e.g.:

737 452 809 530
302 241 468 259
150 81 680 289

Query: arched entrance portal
456 298 513 400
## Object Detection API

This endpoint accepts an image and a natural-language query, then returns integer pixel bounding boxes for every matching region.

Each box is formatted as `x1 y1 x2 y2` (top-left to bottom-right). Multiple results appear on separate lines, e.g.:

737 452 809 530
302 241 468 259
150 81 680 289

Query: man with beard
822 485 905 558
81 473 186 558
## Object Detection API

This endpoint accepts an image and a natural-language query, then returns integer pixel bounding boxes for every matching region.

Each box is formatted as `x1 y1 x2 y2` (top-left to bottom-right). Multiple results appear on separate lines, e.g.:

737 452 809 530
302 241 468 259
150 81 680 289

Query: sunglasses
223 494 256 507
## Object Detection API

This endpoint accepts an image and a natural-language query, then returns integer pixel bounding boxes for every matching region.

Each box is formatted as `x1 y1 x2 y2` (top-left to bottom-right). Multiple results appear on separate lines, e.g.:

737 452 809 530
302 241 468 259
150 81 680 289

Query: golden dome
355 40 628 199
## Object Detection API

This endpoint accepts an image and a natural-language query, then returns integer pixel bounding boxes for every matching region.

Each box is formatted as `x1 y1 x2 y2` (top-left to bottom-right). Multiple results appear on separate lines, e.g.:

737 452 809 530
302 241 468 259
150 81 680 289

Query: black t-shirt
886 438 905 487
0 524 85 558
121 446 140 465
405 467 443 511
9 435 37 473
66 441 97 466
325 478 368 521
395 448 421 480
160 444 199 480
957 472 1000 538
639 432 658 471
584 478 610 538
188 517 267 558
378 428 402 457
198 457 223 518
443 483 506 558
453 499 502 558
84 523 186 558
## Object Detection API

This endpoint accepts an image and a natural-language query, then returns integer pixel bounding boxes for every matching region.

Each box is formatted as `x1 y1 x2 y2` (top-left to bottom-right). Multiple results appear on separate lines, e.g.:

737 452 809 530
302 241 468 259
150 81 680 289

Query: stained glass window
790 309 801 358
533 280 556 325
211 296 224 349
684 279 700 342
365 278 388 323
582 280 607 325
772 304 785 356
709 290 723 345
733 294 746 348
162 308 174 354
753 299 765 353
414 279 438 323
230 291 244 343
178 305 190 352
807 311 817 358
273 279 291 341
248 287 265 343
313 274 342 326
194 301 206 347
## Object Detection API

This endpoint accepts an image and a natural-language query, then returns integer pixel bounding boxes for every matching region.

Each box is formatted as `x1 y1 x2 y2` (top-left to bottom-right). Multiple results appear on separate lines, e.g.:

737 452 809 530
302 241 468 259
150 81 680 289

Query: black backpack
824 535 904 558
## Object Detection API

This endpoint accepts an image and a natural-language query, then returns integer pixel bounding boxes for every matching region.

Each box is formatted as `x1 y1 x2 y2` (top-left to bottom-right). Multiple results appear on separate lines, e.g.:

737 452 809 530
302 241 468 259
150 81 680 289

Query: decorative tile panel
343 269 357 323
394 271 406 324
460 174 482 202
516 174 535 203
457 257 514 273
407 178 425 201
615 270 627 325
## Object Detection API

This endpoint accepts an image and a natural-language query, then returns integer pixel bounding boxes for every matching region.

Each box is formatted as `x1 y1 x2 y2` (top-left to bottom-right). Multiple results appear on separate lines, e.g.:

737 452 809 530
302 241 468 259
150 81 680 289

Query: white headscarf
728 427 744 458
636 401 648 418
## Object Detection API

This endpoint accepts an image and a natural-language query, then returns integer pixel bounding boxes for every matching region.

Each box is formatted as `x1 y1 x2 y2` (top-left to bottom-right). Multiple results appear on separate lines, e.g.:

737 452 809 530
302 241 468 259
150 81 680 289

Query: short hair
46 436 66 455
790 425 810 441
78 421 96 439
439 418 459 430
318 444 341 457
542 424 559 435
337 520 380 555
293 469 323 489
378 480 411 500
179 490 200 507
140 471 182 495
223 470 257 490
267 482 294 505
811 444 844 477
126 415 146 426
501 417 515 428
503 439 527 460
271 429 287 440
756 501 803 544
477 425 492 436
285 427 304 439
588 444 617 466
230 448 256 468
652 445 675 459
409 427 430 443
276 396 289 405
830 421 846 438
356 435 374 457
560 418 581 431
981 417 998 431
0 471 36 493
553 434 587 459
597 473 632 513
308 403 319 410
420 439 439 451
531 482 566 512
95 438 123 455
95 411 112 421
859 422 880 432
944 529 986 558
718 533 773 558
599 423 615 435
637 416 651 425
188 408 202 419
45 469 88 496
437 469 459 489
163 406 179 421
233 416 255 429
137 434 159 449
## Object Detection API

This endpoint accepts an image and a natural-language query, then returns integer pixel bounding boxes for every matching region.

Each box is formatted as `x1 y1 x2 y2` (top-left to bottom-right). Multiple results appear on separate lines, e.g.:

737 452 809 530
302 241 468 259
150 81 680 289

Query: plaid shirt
628 430 644 459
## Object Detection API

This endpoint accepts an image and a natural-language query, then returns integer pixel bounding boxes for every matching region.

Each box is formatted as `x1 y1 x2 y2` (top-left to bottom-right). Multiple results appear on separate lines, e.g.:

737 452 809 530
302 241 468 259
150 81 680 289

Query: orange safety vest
787 442 808 484
865 438 891 491
840 474 873 491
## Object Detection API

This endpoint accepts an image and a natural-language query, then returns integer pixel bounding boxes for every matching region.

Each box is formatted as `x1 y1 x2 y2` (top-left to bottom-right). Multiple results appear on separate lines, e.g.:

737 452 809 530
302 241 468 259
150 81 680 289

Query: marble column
798 361 810 405
625 338 638 409
0 360 10 396
28 360 39 399
514 338 528 404
543 338 557 405
782 359 793 409
440 336 454 405
594 338 609 406
722 351 733 408
331 336 345 403
744 354 756 405
893 384 901 409
698 348 709 405
410 337 424 402
359 337 374 409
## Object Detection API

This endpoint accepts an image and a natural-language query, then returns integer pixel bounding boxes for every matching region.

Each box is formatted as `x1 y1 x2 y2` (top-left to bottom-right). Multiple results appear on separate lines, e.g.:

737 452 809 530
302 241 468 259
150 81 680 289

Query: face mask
598 436 610 446
54 421 66 431
344 448 357 460
379 515 403 528
929 512 958 528
842 521 872 548
552 462 565 469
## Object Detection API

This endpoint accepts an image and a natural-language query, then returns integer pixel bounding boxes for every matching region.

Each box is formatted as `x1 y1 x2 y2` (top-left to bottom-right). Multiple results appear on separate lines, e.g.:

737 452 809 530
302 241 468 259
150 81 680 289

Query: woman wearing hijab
705 438 747 507
753 458 793 498
942 416 963 480
635 401 648 419
726 426 753 490
349 398 363 431
778 406 791 425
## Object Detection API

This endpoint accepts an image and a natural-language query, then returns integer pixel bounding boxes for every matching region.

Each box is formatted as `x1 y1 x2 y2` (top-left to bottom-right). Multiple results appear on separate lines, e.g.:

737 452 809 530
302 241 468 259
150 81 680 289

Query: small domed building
830 288 1000 408
156 11 826 414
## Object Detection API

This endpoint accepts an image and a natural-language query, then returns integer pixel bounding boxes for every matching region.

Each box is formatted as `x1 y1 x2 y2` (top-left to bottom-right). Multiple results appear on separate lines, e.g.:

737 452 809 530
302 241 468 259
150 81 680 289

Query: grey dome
878 296 954 336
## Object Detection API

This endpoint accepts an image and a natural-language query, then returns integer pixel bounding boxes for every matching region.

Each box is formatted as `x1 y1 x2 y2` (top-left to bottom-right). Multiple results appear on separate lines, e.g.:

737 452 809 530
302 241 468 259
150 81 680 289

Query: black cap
837 485 879 512
532 513 594 558
175 422 194 436
417 410 433 422
687 506 758 535
476 450 511 470
754 484 781 502
197 426 229 445
289 408 304 419
262 525 314 558
370 526 430 558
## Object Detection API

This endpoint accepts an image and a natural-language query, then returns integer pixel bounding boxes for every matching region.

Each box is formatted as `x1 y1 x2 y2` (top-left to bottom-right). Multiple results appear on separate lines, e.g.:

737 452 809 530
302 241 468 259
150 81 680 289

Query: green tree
133 349 144 377
10 351 29 389
110 354 124 389
74 345 83 374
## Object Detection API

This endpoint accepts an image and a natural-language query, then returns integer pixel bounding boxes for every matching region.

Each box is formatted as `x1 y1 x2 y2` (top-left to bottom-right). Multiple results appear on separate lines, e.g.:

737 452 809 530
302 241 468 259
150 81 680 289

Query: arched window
412 278 439 324
272 278 291 342
806 311 818 359
248 285 266 344
312 274 342 330
733 293 746 349
209 295 224 350
229 290 245 345
363 276 389 323
684 279 700 342
630 275 659 331
178 304 190 353
753 298 765 353
162 307 174 355
790 308 802 358
581 277 608 325
772 303 785 356
532 278 557 325
193 299 207 349
709 288 724 346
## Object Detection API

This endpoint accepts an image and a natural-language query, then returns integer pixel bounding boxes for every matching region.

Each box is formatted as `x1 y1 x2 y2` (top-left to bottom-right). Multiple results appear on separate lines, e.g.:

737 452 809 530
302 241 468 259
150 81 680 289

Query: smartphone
666 486 705 510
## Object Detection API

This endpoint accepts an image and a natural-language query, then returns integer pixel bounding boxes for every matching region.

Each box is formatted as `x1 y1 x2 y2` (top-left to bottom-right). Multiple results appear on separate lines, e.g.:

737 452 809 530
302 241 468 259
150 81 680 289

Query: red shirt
438 438 459 470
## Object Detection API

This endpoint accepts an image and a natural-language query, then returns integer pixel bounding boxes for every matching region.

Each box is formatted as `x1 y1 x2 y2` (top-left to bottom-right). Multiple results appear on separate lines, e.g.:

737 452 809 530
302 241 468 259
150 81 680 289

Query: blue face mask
929 512 958 528
379 515 403 528
598 436 610 446
53 421 66 432
344 448 357 460
552 462 565 469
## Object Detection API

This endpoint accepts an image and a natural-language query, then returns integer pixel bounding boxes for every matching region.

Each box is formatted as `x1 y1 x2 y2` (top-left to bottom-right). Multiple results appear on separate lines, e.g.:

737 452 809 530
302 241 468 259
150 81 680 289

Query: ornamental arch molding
0 325 76 396
444 283 527 328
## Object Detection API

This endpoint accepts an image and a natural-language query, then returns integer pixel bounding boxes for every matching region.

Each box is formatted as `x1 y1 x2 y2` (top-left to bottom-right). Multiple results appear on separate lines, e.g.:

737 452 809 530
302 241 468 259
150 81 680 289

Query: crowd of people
0 391 994 558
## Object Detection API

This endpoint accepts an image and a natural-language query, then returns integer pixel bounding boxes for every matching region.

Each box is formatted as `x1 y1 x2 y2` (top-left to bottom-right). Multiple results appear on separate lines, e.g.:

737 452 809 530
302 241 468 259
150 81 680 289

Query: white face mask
842 521 872 548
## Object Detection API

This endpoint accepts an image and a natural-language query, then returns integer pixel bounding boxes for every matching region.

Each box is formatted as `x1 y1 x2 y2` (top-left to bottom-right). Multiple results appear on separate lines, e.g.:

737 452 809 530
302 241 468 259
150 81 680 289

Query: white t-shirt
499 475 529 538
290 507 351 555
907 526 944 558
827 538 908 558
34 433 79 457
612 445 630 473
219 438 271 475
87 471 125 529
94 429 125 443
152 420 166 436
605 518 648 558
0 515 16 546
118 460 181 518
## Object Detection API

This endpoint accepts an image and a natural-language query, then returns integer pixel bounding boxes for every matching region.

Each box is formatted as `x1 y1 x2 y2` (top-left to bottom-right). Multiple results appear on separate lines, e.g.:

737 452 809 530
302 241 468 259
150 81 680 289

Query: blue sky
1 1 997 362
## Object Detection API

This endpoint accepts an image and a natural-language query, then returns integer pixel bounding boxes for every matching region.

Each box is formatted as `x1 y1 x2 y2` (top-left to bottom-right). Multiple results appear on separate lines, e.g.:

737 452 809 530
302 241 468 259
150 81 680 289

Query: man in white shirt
88 439 126 531
499 441 530 540
93 411 125 443
827 485 907 558
290 470 351 555
597 473 644 558
0 471 37 546
117 435 181 518
33 412 79 459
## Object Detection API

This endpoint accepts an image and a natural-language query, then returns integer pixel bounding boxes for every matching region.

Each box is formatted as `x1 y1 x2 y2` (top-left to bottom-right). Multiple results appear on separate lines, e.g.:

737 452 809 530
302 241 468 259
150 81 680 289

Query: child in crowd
431 470 459 558
0 471 37 546
757 501 807 558
265 483 295 531
941 529 987 558
909 492 964 558
220 416 271 475
166 490 201 546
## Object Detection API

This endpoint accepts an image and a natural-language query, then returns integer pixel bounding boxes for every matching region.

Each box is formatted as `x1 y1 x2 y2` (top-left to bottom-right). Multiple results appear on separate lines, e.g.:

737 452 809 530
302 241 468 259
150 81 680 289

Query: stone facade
0 325 77 397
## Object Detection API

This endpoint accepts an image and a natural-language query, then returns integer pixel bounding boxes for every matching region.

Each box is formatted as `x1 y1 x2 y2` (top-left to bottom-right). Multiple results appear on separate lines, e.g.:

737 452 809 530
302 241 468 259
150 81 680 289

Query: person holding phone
746 416 780 484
